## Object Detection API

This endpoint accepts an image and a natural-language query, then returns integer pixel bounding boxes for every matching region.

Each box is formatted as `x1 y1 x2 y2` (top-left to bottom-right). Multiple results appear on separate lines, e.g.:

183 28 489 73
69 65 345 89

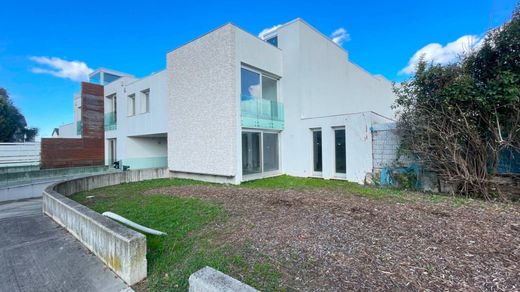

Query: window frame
333 126 347 177
127 94 136 116
311 128 323 176
140 89 150 114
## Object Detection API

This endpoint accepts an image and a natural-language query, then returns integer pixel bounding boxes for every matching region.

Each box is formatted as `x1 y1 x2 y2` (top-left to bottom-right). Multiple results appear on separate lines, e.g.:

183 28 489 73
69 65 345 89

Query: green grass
71 175 469 291
71 178 282 291
242 175 409 200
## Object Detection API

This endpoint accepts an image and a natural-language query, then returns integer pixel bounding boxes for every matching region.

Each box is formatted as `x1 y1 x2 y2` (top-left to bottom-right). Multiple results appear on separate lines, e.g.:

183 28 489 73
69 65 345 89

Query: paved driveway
0 198 130 292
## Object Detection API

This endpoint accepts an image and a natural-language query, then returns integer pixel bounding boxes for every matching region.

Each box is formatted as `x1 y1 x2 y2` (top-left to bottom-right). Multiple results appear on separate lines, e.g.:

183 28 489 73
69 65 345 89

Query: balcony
104 112 117 131
241 98 284 130
76 120 82 136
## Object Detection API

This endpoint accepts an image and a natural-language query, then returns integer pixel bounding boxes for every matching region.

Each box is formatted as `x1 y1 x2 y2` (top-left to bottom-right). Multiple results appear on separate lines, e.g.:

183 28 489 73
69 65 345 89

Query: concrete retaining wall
42 168 170 285
0 165 109 187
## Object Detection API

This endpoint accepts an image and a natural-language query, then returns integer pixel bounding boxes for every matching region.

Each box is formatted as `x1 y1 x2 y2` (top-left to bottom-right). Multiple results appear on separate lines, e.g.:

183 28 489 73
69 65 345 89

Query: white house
57 19 395 184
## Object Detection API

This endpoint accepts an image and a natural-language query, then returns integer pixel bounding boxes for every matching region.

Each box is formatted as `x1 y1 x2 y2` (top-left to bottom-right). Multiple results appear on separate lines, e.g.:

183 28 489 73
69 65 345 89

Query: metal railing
240 97 284 130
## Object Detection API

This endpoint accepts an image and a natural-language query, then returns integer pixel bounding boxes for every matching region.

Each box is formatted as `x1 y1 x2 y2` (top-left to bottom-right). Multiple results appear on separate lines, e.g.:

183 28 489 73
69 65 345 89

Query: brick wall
41 83 104 169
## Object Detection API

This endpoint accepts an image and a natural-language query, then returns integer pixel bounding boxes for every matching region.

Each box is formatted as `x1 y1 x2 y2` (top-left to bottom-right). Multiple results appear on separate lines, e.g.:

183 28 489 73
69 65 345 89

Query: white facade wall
166 24 283 183
58 123 75 138
103 71 168 169
234 27 284 182
272 20 395 183
56 19 396 183
167 24 238 182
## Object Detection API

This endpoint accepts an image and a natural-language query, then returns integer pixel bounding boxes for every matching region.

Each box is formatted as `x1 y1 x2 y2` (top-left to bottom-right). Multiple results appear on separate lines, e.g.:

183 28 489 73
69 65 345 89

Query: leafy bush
394 6 520 199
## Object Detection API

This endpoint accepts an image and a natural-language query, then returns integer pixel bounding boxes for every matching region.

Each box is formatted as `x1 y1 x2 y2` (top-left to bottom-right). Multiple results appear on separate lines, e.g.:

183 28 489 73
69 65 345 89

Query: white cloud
29 56 93 82
258 25 282 40
399 35 483 75
330 27 350 46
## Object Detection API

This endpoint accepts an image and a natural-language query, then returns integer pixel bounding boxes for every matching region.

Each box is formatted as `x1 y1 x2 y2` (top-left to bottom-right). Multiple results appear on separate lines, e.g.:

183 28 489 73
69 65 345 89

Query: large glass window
335 128 346 174
241 68 260 101
313 130 322 173
242 132 261 174
262 76 277 101
263 133 279 172
241 68 277 102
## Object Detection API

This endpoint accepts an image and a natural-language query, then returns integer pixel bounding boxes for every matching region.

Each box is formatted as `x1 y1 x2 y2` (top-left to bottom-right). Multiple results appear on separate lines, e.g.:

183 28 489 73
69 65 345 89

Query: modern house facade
56 19 395 184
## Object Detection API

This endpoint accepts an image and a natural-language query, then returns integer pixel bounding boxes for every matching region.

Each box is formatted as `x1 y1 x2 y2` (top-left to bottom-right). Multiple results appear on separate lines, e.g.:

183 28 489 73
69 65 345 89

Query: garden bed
72 176 520 291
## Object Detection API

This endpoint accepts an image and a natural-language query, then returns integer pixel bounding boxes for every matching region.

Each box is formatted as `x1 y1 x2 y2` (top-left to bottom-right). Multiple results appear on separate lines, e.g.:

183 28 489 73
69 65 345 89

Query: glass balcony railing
241 97 284 130
104 112 117 131
76 120 82 136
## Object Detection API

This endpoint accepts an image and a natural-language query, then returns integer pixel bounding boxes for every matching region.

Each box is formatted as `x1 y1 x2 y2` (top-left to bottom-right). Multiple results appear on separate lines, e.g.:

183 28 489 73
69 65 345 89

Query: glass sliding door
242 131 280 176
313 130 322 173
242 132 261 175
263 133 279 172
334 128 346 174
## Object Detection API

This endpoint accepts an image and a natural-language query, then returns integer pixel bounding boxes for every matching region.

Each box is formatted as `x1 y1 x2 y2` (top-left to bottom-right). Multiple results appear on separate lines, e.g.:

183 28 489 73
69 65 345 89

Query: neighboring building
56 19 395 184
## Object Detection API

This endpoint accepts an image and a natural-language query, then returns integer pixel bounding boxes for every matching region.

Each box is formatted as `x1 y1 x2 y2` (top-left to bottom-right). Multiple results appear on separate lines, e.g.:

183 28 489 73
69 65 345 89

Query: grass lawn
71 175 519 291
72 178 281 291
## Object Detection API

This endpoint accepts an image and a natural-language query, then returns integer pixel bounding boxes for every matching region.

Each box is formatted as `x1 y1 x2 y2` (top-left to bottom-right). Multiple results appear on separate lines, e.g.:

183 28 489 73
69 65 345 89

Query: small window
313 130 322 173
127 94 135 116
141 89 150 113
103 73 121 85
266 36 278 47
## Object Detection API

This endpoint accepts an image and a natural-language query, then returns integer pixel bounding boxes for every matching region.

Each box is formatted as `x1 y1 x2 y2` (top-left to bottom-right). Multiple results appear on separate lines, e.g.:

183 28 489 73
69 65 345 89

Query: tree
0 87 39 142
394 6 520 199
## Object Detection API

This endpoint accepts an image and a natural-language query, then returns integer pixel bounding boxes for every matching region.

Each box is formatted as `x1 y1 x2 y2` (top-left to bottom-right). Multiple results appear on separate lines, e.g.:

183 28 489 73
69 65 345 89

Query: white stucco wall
58 123 76 138
102 72 168 168
234 27 283 182
273 19 395 183
167 24 238 180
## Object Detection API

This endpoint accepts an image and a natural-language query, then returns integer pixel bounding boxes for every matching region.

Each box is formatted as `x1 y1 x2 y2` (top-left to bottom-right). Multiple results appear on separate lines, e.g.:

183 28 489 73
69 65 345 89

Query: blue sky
0 0 517 138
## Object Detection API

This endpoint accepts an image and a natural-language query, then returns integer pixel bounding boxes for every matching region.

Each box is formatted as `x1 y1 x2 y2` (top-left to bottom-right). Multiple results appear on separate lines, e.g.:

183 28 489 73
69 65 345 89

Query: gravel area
145 185 520 291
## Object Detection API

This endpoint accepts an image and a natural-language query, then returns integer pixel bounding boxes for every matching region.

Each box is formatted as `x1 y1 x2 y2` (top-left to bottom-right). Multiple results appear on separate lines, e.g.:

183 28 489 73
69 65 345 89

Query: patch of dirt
144 186 520 291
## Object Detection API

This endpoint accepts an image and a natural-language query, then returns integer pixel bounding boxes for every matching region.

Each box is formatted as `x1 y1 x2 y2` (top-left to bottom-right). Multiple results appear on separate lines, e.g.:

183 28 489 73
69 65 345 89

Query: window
141 89 150 113
262 76 277 101
240 67 277 101
313 130 322 173
241 68 261 101
103 73 121 85
266 36 278 47
334 128 346 174
127 94 135 116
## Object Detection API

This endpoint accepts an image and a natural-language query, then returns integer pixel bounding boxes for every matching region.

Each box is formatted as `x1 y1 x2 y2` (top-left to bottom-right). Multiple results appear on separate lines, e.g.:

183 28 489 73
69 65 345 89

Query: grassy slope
71 175 468 291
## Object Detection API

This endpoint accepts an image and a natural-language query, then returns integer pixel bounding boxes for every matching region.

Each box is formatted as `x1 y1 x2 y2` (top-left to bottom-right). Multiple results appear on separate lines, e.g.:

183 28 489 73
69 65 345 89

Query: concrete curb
42 168 169 285
189 266 258 292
